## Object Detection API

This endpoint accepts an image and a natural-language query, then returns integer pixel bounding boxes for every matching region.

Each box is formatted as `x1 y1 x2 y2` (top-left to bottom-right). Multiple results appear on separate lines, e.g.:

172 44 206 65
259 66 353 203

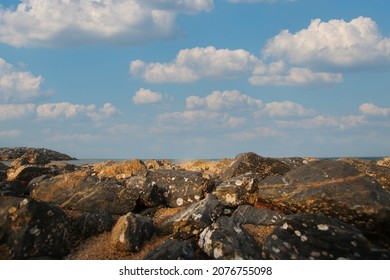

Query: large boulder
145 170 210 208
7 165 50 184
220 152 290 181
93 159 147 180
0 147 75 162
377 157 390 168
72 209 114 239
256 160 390 243
157 194 223 239
0 196 69 259
179 159 233 179
124 173 164 208
31 171 141 215
262 214 390 260
232 205 285 226
110 212 154 252
143 239 195 260
0 181 26 197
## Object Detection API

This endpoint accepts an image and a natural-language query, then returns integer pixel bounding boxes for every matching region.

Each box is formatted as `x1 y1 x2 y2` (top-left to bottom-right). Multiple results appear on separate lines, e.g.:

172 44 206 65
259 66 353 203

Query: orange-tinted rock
93 159 147 180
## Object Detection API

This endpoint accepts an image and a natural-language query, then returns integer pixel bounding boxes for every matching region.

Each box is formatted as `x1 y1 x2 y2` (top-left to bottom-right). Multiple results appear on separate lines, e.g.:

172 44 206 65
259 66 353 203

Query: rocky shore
1 148 389 260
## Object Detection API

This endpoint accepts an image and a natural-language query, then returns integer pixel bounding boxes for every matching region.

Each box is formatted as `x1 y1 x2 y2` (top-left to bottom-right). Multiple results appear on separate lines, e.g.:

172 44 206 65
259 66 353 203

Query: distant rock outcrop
0 147 76 162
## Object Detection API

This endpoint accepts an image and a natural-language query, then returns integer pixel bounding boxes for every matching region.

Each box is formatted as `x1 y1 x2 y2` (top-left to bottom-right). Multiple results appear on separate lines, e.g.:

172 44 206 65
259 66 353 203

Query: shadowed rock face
143 239 195 260
256 160 390 243
0 196 69 259
220 152 290 181
263 214 390 260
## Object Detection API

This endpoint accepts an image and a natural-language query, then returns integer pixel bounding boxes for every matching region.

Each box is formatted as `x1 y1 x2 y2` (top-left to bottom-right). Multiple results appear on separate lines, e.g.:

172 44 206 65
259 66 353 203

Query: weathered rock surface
338 158 390 192
0 162 7 182
7 165 50 184
213 173 263 207
72 209 114 239
110 212 154 252
145 159 174 170
0 147 75 162
220 152 290 181
263 214 390 260
179 159 233 178
158 194 223 239
125 173 164 208
198 216 262 260
31 171 140 215
232 205 285 226
256 160 390 243
0 181 26 197
143 239 195 260
145 170 210 208
0 196 69 259
377 157 390 168
93 159 147 180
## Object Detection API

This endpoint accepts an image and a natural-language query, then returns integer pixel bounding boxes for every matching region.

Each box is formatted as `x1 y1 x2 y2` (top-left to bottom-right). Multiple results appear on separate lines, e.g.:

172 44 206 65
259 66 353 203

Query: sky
0 0 389 159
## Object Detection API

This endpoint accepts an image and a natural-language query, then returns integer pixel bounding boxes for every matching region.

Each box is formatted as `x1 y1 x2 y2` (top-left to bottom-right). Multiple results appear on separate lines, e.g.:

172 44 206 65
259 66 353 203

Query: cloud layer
133 88 162 104
0 0 214 47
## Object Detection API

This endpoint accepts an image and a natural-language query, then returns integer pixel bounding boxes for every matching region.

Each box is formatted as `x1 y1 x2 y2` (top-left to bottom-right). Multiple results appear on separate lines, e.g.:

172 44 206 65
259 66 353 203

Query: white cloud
262 101 315 117
227 127 281 141
186 90 262 110
0 58 43 102
0 0 213 47
276 115 366 130
36 102 95 119
157 110 222 124
133 88 162 104
86 103 121 122
0 129 22 138
227 0 294 3
263 17 390 70
249 61 343 86
0 103 36 120
130 46 258 83
225 116 246 128
359 103 390 117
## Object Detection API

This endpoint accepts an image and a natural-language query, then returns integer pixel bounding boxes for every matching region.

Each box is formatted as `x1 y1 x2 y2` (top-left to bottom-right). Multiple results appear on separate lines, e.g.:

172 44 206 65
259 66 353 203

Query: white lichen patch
29 227 41 236
317 224 329 231
234 226 242 234
119 233 125 243
224 193 237 204
351 241 358 247
294 230 302 237
282 222 289 230
176 198 184 206
19 198 29 207
192 213 202 221
194 195 201 201
235 180 243 186
8 207 17 214
300 235 308 242
272 247 280 254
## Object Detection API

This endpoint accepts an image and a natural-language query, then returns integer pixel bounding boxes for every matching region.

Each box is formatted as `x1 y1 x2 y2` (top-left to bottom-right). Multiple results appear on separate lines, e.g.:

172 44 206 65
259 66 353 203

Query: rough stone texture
278 157 312 170
213 173 263 207
72 210 114 239
31 171 140 215
93 159 147 180
158 194 223 239
25 174 53 195
232 205 285 226
377 157 390 168
125 173 164 208
256 160 390 243
338 158 390 192
198 216 262 260
0 147 75 163
220 152 290 181
145 159 174 170
179 158 233 178
262 214 390 260
7 165 50 184
0 181 26 197
110 212 154 252
0 196 69 259
145 170 210 208
0 162 7 182
45 162 78 175
143 239 195 260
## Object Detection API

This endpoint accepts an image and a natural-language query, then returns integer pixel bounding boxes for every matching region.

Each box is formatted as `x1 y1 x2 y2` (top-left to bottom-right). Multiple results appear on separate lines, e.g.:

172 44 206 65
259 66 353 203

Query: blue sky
0 0 389 159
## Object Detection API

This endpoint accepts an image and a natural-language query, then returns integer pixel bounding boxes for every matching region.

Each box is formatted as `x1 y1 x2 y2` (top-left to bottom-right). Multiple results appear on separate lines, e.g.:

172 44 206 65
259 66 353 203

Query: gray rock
220 152 290 181
110 212 154 252
143 239 195 260
232 205 285 226
198 216 262 260
145 170 210 208
0 181 26 197
125 173 164 208
0 147 75 162
263 214 390 260
0 196 69 259
256 160 390 245
72 209 114 239
158 194 223 239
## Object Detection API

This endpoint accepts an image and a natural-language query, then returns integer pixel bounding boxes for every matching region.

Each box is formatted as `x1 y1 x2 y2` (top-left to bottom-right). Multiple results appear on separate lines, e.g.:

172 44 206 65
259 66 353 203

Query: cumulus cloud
0 103 36 121
359 103 390 117
263 17 390 70
0 0 213 47
133 88 162 104
36 102 95 119
186 90 262 110
262 101 315 117
130 46 258 83
0 129 22 138
0 58 43 102
249 60 343 86
86 103 121 122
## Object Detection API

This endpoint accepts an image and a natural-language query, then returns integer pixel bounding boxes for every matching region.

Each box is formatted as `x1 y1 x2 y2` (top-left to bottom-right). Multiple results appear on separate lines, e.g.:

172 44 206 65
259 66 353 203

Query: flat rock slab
232 205 285 226
7 165 50 184
0 196 69 259
145 170 210 208
262 214 390 260
143 239 195 260
158 194 223 239
257 160 390 240
198 216 262 260
110 212 154 252
220 152 290 181
31 171 140 215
